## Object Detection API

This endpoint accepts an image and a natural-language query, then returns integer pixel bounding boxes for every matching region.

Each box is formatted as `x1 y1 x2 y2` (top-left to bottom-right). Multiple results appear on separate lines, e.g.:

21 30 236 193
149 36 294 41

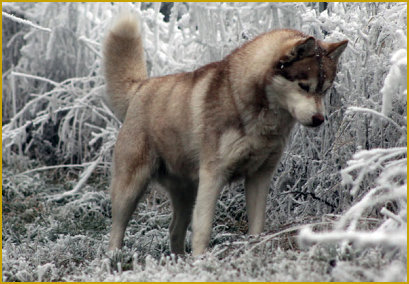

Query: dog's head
266 35 348 127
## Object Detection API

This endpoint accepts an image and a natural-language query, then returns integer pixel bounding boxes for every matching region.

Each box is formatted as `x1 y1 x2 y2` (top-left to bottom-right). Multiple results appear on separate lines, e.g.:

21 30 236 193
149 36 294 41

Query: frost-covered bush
2 2 407 281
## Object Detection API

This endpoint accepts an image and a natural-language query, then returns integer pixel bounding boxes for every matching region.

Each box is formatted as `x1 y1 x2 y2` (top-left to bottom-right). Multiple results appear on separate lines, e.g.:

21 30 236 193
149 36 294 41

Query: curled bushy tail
103 12 147 121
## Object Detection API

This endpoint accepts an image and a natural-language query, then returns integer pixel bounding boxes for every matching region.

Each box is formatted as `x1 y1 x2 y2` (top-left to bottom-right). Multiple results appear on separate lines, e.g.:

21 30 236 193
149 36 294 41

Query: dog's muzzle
311 113 324 127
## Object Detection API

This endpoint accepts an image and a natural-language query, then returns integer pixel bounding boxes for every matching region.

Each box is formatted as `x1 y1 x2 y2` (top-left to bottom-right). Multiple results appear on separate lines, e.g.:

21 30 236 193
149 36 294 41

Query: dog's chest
219 123 291 178
237 146 273 176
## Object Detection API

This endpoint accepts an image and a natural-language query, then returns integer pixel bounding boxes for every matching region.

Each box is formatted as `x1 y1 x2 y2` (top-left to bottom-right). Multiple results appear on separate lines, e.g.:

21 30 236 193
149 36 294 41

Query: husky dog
103 12 347 256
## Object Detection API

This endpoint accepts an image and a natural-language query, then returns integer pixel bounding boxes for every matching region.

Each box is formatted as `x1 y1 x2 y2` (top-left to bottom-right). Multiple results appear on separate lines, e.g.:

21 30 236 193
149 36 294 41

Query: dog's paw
105 248 124 273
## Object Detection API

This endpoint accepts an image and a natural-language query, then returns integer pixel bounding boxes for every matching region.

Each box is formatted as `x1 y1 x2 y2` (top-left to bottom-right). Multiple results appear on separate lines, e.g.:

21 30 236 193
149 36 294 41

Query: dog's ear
293 36 316 58
281 36 316 63
326 40 348 61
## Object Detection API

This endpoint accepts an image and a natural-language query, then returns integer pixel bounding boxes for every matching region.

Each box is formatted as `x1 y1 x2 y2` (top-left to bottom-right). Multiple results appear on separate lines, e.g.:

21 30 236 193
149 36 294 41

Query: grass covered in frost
2 164 405 282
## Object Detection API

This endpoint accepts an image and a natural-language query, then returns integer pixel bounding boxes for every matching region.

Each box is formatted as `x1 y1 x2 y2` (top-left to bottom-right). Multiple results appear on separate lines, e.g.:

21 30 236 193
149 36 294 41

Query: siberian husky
103 12 347 256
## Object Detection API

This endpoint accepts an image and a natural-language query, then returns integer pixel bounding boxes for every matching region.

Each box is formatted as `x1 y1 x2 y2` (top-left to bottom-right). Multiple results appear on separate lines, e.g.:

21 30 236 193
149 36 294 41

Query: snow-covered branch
2 11 51 32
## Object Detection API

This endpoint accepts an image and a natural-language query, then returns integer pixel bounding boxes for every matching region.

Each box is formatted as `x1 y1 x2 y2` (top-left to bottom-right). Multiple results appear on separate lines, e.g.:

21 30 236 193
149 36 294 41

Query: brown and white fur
103 12 348 256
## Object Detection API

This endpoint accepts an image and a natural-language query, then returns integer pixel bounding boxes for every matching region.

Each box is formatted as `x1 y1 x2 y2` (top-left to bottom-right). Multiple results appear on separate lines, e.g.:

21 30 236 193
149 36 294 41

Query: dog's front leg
191 167 224 256
245 170 273 235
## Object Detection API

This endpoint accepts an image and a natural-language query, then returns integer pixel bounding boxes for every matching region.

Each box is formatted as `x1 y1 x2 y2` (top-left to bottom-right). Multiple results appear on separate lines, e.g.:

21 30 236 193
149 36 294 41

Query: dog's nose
311 114 324 127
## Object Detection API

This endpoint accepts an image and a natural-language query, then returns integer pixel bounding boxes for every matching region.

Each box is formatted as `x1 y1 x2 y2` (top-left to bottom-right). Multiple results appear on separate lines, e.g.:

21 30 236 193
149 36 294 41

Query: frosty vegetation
2 2 407 281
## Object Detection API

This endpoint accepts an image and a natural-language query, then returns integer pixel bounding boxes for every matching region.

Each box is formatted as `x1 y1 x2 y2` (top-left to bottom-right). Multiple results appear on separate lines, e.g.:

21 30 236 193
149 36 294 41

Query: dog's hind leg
109 130 154 251
167 180 197 254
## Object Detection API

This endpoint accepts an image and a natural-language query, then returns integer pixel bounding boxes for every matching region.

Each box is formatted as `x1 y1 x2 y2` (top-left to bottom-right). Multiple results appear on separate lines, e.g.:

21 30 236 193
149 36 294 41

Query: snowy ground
2 164 406 282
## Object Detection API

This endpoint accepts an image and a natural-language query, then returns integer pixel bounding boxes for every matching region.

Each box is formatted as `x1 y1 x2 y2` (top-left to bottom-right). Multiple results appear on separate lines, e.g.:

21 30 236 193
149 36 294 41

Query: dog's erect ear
293 37 316 59
281 37 316 63
294 36 316 58
326 40 348 61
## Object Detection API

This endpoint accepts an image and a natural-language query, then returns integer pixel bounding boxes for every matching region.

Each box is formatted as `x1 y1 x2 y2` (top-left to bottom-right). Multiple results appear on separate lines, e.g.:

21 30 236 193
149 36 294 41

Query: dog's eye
298 83 310 92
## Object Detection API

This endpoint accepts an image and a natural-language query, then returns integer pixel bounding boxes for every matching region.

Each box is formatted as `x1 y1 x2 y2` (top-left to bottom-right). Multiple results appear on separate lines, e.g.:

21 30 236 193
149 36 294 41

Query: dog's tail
103 12 147 121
